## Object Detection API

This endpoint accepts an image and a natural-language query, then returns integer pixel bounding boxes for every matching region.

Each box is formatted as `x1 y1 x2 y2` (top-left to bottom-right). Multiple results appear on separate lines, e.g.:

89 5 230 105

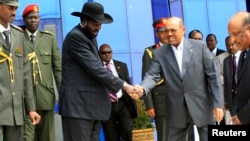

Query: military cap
152 18 168 32
22 4 39 17
0 0 19 7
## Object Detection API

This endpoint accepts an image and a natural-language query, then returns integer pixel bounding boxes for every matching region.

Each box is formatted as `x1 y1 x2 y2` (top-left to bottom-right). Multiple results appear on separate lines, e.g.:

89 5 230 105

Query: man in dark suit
99 44 137 141
216 36 240 125
0 0 40 141
142 18 168 141
59 2 136 141
206 33 225 56
225 11 250 125
134 17 224 141
22 4 62 141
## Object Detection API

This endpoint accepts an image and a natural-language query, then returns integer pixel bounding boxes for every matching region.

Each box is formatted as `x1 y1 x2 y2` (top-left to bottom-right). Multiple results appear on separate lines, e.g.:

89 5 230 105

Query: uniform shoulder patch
10 24 23 32
41 30 54 36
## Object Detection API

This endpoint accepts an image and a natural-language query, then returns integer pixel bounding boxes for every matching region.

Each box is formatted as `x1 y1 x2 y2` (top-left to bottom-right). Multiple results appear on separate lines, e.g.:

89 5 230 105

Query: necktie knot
105 63 112 72
30 34 35 44
2 30 10 49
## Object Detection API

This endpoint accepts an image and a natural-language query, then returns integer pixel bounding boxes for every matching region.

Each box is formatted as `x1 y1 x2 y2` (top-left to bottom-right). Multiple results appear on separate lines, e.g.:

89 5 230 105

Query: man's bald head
228 11 250 51
165 16 186 47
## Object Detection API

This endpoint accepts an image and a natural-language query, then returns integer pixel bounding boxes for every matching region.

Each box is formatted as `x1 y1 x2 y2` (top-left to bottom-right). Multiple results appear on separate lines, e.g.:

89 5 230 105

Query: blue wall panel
96 0 130 53
207 0 239 50
169 0 183 18
183 0 208 40
182 0 246 51
16 0 61 20
60 0 88 38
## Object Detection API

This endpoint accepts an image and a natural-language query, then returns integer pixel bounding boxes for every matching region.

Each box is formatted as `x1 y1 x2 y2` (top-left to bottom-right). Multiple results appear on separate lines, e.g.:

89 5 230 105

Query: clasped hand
123 83 144 100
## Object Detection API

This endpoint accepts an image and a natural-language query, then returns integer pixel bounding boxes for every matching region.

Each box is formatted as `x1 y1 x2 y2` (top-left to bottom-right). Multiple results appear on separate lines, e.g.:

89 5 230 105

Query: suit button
12 92 15 96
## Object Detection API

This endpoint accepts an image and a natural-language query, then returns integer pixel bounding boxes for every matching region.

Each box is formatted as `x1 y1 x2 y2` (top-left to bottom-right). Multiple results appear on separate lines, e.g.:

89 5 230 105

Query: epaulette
41 30 54 36
10 24 23 32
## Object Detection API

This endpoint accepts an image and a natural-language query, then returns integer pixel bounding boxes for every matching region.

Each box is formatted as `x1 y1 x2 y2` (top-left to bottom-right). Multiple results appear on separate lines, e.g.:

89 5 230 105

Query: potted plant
132 99 154 141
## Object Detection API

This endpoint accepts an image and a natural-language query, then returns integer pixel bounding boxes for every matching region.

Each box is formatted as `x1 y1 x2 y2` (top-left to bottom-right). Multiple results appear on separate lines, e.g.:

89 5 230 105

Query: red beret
152 18 168 30
22 4 39 17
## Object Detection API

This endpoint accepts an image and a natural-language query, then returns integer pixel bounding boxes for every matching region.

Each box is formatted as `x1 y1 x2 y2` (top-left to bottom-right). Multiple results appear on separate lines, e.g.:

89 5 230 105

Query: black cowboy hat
71 2 113 24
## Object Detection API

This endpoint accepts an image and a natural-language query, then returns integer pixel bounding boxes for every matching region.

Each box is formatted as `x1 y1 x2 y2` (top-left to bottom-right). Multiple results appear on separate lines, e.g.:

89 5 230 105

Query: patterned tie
3 30 11 49
106 63 118 102
232 55 236 92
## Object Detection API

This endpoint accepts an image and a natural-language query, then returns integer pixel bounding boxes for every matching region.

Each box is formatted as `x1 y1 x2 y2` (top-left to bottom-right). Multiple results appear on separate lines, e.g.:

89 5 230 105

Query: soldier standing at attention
21 4 62 141
142 18 168 141
0 0 40 141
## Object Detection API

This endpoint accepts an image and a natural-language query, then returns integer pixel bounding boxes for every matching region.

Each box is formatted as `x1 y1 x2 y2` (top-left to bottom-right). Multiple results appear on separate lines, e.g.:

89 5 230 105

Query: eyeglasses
100 51 112 54
230 26 248 38
165 28 181 33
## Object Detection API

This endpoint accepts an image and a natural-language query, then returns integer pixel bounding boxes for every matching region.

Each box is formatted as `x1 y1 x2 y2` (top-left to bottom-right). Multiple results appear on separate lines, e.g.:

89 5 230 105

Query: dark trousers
102 99 132 141
155 116 167 141
167 123 209 141
62 117 101 141
0 125 23 141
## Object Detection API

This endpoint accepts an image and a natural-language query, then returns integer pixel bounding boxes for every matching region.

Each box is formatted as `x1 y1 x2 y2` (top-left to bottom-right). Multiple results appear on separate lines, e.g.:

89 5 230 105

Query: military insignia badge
15 47 23 57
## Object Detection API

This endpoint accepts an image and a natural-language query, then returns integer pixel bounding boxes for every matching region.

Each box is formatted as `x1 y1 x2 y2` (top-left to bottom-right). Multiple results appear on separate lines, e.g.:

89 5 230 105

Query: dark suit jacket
216 48 226 56
140 38 223 128
59 24 124 120
113 59 137 118
224 51 250 124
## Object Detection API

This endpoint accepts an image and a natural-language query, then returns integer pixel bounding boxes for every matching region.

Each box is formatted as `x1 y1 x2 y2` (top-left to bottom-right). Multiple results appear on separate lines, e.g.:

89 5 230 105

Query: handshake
123 83 144 100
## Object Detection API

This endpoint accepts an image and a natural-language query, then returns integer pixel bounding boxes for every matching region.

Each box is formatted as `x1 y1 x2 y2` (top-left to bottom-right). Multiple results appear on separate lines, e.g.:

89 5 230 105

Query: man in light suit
99 44 137 141
226 11 250 125
0 0 40 141
22 4 62 141
136 17 224 141
59 2 136 141
206 34 225 56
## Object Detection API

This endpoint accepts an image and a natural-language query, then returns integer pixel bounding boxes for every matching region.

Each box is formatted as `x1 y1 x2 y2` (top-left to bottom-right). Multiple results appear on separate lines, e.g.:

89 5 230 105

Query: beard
82 24 98 39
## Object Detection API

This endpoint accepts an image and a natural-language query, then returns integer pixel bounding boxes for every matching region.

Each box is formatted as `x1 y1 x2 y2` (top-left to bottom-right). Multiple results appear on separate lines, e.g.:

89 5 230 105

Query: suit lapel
0 33 7 49
24 31 34 50
10 29 17 51
114 61 122 77
165 44 182 78
237 50 249 83
34 32 42 50
182 39 193 77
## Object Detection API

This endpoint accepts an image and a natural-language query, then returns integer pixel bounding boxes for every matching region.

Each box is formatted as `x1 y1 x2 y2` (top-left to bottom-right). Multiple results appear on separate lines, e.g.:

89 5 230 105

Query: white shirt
211 47 218 56
171 38 184 75
0 24 10 40
104 59 123 98
26 29 38 42
234 50 241 82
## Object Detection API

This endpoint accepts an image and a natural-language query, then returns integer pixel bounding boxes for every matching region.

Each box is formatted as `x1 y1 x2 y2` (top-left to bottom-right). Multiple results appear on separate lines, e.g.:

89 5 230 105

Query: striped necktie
106 63 118 102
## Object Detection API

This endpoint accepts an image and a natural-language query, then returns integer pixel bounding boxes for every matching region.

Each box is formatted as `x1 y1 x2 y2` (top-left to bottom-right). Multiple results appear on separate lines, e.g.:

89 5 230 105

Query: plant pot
132 128 154 141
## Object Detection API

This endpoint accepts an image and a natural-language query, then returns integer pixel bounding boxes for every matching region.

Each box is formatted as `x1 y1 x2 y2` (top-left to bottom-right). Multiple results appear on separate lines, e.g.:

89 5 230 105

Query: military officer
141 18 168 141
0 0 40 141
21 4 62 141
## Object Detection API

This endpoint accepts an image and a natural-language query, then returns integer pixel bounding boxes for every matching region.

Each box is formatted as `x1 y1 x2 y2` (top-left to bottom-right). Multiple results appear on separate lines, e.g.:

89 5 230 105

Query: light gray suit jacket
141 38 224 128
